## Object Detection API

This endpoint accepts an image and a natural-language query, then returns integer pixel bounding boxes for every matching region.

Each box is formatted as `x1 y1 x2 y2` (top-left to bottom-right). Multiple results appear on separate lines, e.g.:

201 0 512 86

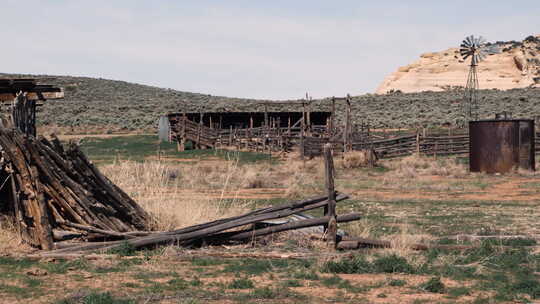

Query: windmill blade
478 49 487 59
464 36 472 47
471 36 478 47
475 36 486 47
461 51 474 60
478 36 486 45
466 35 474 46
477 52 486 62
473 36 482 48
460 48 473 55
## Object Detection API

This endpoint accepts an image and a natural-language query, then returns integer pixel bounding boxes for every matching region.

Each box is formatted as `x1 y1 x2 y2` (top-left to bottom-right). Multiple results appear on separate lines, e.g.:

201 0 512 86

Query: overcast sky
2 1 539 99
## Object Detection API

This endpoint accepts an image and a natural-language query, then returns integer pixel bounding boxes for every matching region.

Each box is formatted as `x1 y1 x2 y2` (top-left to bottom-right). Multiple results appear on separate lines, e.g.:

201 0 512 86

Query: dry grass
100 161 249 231
339 150 377 169
385 155 467 178
0 217 31 254
98 156 329 229
281 158 325 198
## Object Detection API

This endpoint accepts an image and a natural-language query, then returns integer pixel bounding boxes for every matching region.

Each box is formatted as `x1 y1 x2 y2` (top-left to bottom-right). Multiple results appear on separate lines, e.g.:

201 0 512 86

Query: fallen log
35 194 351 255
207 213 361 243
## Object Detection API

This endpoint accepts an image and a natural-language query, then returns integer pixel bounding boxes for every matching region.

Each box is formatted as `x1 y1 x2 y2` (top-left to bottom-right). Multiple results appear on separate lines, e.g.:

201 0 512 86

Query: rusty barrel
469 119 535 174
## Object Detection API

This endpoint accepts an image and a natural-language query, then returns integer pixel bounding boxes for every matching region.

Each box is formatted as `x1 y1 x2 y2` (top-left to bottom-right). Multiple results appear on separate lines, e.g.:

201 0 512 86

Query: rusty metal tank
469 119 535 173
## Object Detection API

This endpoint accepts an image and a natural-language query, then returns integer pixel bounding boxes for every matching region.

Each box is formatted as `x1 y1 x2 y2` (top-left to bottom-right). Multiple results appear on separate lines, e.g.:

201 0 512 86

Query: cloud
1 1 539 99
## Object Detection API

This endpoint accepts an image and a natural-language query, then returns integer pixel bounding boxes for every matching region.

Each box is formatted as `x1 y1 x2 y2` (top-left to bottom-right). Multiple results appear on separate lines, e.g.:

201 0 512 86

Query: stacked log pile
0 126 151 250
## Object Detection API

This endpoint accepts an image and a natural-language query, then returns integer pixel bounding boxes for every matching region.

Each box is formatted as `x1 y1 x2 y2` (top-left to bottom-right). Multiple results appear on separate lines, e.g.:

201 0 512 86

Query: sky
2 1 540 100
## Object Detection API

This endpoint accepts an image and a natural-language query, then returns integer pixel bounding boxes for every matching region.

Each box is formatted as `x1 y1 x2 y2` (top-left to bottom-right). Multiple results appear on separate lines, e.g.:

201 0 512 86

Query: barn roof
0 78 64 102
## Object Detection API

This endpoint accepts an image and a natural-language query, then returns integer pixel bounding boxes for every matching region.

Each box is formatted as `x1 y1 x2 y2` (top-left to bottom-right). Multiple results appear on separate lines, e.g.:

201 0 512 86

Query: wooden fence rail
303 132 483 159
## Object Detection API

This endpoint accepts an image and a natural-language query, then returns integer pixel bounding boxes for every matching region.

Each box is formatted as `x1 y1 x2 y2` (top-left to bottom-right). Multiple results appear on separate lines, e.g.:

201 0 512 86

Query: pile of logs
37 192 360 256
0 125 151 250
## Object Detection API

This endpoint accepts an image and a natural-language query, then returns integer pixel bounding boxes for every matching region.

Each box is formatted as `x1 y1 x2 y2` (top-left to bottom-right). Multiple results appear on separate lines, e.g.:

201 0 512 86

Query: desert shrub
322 255 372 274
228 278 255 289
322 253 415 274
372 254 415 274
419 277 445 293
341 150 377 169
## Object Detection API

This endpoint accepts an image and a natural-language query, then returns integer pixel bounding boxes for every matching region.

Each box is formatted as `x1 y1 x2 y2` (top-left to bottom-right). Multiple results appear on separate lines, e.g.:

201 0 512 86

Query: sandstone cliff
376 35 540 94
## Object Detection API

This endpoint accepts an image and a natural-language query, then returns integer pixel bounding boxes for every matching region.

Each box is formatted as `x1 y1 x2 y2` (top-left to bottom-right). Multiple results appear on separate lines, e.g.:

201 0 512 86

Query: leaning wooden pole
343 94 352 153
323 143 337 248
331 97 336 136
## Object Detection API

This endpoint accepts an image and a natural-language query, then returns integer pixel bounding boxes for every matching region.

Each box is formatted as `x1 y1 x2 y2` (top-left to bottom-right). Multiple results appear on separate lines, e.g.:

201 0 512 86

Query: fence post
323 143 337 248
179 114 186 152
416 132 420 156
330 96 336 137
300 115 305 160
343 95 351 153
288 116 291 136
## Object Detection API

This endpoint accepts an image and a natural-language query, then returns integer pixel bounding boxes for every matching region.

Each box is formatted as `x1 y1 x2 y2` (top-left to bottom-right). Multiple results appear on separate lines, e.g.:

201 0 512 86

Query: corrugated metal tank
469 119 535 173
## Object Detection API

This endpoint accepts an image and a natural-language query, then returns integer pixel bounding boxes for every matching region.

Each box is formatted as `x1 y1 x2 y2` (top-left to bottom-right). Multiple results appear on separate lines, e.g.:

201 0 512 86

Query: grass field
2 135 540 303
78 135 275 164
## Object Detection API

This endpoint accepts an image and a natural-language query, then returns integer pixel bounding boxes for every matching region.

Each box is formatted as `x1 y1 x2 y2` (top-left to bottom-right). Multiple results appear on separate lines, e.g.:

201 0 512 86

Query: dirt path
351 177 540 202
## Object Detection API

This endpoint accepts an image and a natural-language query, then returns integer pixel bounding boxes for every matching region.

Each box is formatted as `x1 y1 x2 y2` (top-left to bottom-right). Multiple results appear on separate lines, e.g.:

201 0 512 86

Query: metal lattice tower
459 35 499 123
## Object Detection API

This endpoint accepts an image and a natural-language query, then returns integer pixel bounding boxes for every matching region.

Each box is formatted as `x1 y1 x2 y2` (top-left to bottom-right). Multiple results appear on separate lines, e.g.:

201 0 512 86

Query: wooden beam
323 143 337 248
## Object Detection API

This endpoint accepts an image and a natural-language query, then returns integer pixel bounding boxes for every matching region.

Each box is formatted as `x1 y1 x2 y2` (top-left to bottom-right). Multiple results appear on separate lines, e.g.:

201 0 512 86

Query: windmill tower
459 35 499 122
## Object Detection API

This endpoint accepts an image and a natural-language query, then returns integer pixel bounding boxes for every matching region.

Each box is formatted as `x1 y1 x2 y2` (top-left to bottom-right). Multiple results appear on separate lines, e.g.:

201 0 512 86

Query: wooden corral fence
164 113 540 160
168 115 219 150
536 133 540 154
304 131 540 159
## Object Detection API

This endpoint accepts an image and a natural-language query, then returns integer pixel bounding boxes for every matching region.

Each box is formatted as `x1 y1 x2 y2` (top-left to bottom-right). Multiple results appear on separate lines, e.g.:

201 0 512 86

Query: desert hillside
377 35 540 94
1 73 539 133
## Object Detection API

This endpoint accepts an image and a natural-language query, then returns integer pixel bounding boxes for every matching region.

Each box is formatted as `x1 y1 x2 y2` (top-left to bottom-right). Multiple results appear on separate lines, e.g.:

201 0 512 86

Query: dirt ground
352 175 540 202
2 134 540 303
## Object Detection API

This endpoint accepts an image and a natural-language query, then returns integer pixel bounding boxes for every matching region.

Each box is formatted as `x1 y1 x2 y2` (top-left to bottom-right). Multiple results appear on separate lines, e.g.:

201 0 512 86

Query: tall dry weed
0 217 30 254
339 150 377 169
385 155 467 178
281 158 325 198
99 155 331 228
100 161 249 230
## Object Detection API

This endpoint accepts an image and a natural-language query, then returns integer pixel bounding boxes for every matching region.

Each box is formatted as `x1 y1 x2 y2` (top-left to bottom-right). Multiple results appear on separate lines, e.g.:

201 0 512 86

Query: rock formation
376 35 540 94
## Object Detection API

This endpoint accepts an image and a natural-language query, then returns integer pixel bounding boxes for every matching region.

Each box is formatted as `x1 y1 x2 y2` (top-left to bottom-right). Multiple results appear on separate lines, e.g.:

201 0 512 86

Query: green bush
372 254 415 274
419 277 445 293
322 255 372 274
228 278 255 289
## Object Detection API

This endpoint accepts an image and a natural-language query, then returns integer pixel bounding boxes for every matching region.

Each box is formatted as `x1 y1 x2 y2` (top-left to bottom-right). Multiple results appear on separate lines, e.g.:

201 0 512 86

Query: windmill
459 35 499 122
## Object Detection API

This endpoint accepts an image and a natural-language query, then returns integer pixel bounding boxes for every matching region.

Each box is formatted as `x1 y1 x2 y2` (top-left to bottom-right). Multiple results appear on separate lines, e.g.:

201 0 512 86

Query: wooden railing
304 132 540 159
169 116 218 149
